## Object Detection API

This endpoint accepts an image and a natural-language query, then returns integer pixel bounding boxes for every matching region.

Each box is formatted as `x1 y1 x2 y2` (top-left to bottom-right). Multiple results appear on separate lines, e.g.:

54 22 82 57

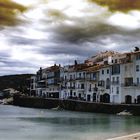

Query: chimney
74 60 77 65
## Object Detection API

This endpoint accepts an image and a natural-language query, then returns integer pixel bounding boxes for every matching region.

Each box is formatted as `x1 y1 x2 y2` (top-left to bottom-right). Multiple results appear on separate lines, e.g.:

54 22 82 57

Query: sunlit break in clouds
0 0 140 75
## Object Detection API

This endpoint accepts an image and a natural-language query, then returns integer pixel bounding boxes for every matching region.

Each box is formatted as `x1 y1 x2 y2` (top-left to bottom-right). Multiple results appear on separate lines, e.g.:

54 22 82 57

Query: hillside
0 74 34 94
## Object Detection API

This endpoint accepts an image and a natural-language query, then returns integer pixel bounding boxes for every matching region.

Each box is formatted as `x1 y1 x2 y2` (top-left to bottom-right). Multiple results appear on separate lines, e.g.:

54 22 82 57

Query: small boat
51 106 63 111
117 110 132 116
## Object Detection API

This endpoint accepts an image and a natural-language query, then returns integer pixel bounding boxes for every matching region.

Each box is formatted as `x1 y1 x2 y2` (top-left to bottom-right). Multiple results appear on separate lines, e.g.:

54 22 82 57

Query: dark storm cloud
89 0 140 12
8 36 40 46
1 0 140 75
0 0 26 26
0 57 38 75
39 43 95 56
46 9 140 44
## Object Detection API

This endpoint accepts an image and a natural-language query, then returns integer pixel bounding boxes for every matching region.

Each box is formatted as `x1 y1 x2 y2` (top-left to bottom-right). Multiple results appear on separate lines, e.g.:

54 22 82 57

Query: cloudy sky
0 0 140 75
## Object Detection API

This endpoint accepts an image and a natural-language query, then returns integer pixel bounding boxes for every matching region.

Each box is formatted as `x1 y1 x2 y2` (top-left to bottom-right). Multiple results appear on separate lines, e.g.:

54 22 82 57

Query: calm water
0 105 140 140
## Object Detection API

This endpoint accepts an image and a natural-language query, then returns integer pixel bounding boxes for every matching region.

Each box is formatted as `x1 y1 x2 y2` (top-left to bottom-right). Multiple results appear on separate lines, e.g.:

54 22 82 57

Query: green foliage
0 74 33 94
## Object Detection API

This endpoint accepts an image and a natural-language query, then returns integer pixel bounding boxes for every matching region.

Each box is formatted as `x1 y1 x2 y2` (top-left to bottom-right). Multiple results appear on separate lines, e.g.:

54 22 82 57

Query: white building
31 49 140 104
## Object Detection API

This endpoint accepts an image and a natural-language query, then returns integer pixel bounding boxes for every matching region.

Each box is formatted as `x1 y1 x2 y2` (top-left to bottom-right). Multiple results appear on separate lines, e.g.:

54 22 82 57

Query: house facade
30 49 140 104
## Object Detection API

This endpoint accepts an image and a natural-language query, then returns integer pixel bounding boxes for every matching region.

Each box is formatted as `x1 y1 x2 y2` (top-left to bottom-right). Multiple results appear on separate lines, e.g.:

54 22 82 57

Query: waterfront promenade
108 133 140 140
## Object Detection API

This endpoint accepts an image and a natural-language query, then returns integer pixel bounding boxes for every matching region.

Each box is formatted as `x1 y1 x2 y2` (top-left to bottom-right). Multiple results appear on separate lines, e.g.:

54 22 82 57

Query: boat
51 106 63 111
117 110 132 116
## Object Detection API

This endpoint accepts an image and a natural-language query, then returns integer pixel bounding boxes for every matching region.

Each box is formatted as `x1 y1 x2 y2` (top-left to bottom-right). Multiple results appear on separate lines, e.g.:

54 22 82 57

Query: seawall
13 94 60 109
13 95 140 115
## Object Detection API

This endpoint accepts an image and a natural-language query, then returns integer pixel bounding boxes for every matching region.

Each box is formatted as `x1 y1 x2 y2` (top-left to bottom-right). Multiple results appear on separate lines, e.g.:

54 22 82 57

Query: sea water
0 105 140 140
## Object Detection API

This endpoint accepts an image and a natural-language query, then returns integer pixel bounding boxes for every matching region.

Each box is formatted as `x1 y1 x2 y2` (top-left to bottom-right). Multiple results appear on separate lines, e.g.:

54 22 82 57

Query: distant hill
0 74 34 94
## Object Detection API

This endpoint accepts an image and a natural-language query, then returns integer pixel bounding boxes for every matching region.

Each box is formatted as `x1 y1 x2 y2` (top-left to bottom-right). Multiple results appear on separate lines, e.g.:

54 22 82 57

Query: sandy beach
107 132 140 140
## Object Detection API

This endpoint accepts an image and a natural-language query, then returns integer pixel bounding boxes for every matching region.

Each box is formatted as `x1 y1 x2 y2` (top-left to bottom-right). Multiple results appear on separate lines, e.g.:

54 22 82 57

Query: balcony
121 83 140 88
94 87 98 92
77 87 85 90
88 88 92 92
57 78 64 83
68 78 76 81
76 77 86 81
98 81 105 87
37 84 46 88
47 83 59 86
68 86 76 89
87 78 97 82
111 81 120 85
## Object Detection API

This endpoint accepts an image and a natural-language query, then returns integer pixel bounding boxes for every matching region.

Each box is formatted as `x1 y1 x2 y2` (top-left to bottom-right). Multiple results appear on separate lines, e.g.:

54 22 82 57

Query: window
116 77 119 84
112 77 115 82
102 70 104 75
136 65 139 72
104 61 108 65
112 64 120 75
107 69 109 74
116 87 119 94
125 66 127 71
115 59 117 63
89 84 91 91
70 75 72 80
125 77 133 86
73 82 75 88
83 72 85 78
112 60 114 63
137 78 139 85
92 73 96 80
98 80 105 87
106 78 110 89
136 54 140 60
81 84 84 89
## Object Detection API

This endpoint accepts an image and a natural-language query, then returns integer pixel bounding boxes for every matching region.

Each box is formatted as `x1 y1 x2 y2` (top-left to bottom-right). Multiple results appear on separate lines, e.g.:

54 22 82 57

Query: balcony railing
68 86 76 89
87 78 97 82
88 88 92 92
68 78 76 81
37 85 46 88
111 81 120 85
121 83 140 87
77 87 85 90
76 77 86 80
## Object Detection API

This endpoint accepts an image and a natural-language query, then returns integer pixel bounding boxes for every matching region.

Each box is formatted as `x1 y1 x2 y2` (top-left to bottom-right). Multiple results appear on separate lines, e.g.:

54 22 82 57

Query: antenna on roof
134 47 139 52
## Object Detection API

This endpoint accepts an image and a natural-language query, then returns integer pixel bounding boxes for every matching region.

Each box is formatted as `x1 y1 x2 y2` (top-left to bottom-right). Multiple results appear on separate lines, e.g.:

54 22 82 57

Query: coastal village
30 47 140 105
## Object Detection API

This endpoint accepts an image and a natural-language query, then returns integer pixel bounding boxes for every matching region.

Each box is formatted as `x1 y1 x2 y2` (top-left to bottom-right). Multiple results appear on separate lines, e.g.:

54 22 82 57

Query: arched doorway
102 93 110 103
137 95 140 104
93 93 96 102
125 95 132 104
87 95 91 101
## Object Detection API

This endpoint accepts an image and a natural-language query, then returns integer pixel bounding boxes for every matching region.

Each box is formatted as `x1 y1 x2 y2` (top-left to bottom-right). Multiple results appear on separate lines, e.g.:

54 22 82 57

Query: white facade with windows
31 50 140 104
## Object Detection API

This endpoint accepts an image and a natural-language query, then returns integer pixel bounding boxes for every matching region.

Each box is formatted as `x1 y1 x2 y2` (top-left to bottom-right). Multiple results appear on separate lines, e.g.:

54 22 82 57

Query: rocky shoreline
0 97 13 105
